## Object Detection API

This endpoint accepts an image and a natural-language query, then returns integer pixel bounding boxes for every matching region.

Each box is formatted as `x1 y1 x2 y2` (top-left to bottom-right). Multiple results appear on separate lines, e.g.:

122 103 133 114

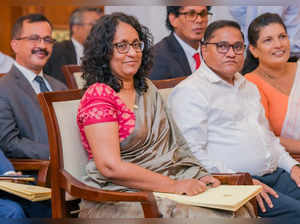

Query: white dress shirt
0 52 14 73
14 62 52 94
168 62 298 176
174 33 201 73
72 38 84 64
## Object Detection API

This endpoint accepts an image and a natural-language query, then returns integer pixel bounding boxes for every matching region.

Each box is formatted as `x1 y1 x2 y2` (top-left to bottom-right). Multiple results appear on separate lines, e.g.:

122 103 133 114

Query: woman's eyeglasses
113 41 144 54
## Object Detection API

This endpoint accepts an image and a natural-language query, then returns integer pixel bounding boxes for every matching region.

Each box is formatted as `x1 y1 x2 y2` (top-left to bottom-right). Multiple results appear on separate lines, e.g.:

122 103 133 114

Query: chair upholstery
152 76 187 103
62 65 85 89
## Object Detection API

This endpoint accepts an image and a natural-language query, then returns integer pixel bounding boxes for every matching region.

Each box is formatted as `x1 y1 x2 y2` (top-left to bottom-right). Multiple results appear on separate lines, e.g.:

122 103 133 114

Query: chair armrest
212 172 253 185
10 159 50 187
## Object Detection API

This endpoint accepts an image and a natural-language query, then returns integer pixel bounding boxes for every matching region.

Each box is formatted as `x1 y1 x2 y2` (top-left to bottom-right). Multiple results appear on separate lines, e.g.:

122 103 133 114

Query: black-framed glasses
179 10 213 22
15 35 56 45
204 41 245 55
113 41 144 54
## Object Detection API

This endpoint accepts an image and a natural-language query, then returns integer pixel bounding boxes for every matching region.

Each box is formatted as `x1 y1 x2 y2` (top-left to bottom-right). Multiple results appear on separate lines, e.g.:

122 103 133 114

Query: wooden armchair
61 65 84 89
37 88 257 218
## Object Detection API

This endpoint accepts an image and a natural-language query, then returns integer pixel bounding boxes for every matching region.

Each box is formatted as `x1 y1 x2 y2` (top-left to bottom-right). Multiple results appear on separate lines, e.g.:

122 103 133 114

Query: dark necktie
193 52 201 70
34 76 50 93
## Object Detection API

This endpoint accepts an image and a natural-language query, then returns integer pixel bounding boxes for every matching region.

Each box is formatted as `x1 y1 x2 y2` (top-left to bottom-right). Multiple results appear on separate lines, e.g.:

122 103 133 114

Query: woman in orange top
244 13 300 154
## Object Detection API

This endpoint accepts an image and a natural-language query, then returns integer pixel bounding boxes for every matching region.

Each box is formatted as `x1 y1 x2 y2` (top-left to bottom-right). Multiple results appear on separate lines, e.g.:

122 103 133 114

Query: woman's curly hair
81 12 153 93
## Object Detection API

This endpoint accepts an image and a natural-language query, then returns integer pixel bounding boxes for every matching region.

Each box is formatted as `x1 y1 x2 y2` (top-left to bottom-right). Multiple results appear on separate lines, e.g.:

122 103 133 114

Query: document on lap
154 185 262 211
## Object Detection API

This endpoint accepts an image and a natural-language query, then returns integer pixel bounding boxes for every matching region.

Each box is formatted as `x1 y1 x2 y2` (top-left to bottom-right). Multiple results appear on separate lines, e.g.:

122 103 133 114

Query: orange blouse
245 74 288 136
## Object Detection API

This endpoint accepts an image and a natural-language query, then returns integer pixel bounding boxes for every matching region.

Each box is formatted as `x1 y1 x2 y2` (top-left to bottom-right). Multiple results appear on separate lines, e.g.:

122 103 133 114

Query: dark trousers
0 191 51 218
253 168 300 222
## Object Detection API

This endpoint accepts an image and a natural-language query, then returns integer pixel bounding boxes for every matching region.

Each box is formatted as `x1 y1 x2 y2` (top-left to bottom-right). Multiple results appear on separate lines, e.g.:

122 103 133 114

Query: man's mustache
31 48 49 56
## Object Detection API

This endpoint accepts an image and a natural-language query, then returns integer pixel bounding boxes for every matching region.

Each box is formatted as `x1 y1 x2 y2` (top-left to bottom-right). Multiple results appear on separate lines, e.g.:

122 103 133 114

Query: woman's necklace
257 67 291 96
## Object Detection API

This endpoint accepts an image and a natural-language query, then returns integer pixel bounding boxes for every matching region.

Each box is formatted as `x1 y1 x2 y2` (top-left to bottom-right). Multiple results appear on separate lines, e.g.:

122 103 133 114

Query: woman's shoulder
84 83 117 98
244 71 265 86
80 83 119 106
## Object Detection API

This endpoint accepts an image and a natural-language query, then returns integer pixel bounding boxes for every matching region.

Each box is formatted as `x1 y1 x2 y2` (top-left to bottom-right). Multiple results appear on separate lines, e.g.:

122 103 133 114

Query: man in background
44 7 103 84
0 14 66 159
149 6 211 80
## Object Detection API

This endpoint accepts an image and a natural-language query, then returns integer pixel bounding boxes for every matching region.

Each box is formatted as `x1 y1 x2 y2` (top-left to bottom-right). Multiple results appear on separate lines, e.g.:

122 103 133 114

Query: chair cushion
53 100 88 179
73 72 86 89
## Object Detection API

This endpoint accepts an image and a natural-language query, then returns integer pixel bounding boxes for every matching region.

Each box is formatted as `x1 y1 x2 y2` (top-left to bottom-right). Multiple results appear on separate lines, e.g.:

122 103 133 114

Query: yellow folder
154 185 262 211
0 181 51 202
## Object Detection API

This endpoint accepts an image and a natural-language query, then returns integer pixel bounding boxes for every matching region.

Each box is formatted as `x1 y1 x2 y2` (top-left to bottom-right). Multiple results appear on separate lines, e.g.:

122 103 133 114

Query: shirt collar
173 32 200 56
196 61 245 88
14 61 44 82
72 38 83 52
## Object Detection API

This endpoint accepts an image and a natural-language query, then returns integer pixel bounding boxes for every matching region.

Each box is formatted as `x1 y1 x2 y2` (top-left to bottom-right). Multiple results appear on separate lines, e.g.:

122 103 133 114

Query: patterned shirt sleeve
78 83 119 127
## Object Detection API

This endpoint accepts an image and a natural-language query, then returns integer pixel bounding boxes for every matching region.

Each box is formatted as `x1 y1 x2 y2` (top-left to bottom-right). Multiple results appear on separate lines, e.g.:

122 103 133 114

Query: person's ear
249 44 258 58
169 13 180 30
201 44 208 60
10 40 18 54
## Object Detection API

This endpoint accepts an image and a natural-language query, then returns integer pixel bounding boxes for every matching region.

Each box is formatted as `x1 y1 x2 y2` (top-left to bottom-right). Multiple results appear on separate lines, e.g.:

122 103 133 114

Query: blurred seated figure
0 52 14 73
0 150 51 218
76 13 254 218
245 13 300 155
44 7 103 84
229 6 300 60
149 6 211 80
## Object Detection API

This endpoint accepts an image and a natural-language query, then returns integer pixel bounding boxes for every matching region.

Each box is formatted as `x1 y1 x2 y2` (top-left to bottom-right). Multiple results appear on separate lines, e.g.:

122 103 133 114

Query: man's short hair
69 7 103 36
166 6 211 32
11 14 52 40
202 20 244 43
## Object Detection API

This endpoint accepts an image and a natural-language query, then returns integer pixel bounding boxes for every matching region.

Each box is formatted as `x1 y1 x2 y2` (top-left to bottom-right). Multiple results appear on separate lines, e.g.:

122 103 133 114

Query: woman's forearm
96 160 209 194
280 137 300 154
99 160 177 192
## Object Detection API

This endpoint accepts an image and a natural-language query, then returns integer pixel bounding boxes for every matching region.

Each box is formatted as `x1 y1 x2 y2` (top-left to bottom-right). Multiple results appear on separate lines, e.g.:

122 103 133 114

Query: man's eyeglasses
179 10 213 22
113 41 144 54
15 35 56 45
204 41 245 55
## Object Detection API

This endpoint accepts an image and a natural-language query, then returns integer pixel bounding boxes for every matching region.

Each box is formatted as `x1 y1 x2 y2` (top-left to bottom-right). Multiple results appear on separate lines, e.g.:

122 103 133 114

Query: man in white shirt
44 7 103 84
149 6 211 80
169 20 300 220
0 52 14 73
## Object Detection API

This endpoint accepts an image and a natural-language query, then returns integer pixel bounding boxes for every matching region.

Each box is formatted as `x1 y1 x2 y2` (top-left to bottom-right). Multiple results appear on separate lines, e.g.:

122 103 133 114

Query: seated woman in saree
244 13 300 155
76 12 254 218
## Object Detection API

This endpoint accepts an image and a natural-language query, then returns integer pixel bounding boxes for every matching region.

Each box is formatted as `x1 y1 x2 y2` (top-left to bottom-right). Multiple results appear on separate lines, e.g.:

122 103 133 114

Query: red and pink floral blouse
77 83 135 159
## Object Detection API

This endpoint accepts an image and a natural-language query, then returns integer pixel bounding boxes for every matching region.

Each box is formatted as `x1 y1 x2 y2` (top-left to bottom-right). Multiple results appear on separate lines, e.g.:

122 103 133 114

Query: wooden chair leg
140 193 161 218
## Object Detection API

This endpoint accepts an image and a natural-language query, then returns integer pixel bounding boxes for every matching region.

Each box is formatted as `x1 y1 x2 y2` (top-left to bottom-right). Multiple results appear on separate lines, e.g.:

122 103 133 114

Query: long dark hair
241 13 287 74
81 12 153 93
